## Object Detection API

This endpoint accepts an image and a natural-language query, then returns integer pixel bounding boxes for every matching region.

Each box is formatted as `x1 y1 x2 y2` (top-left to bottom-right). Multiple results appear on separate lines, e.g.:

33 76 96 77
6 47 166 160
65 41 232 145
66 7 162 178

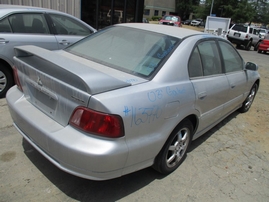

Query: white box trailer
204 16 231 38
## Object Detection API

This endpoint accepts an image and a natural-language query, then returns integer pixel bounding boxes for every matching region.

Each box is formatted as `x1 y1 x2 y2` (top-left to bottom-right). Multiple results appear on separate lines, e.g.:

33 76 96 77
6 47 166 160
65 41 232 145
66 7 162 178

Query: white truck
204 16 231 38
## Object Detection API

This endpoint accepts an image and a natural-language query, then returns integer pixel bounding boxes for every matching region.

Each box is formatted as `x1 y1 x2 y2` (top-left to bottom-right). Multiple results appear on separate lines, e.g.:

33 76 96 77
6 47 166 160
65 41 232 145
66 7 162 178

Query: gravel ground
0 46 268 202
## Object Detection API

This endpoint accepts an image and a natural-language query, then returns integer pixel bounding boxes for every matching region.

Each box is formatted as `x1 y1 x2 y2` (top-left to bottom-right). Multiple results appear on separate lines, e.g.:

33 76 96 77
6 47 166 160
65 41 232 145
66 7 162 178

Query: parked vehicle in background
7 23 260 181
258 28 267 38
182 19 191 25
158 15 182 27
142 18 149 23
227 24 262 51
204 16 231 38
190 19 204 26
257 34 269 54
0 5 96 98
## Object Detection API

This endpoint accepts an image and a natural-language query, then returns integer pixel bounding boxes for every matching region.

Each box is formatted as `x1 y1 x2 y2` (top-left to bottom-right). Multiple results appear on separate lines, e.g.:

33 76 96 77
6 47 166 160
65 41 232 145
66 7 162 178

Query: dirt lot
0 36 269 201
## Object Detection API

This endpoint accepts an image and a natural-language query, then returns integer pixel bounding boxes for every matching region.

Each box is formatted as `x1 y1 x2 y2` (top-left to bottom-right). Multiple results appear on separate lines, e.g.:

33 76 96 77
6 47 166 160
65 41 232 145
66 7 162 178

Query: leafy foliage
176 0 269 25
176 0 200 20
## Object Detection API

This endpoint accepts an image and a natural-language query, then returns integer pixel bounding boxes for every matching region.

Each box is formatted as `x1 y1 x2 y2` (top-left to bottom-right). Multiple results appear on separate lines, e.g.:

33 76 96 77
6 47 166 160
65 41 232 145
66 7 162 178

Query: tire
257 49 262 53
238 83 258 113
153 119 193 174
254 42 260 51
0 64 14 98
245 40 251 51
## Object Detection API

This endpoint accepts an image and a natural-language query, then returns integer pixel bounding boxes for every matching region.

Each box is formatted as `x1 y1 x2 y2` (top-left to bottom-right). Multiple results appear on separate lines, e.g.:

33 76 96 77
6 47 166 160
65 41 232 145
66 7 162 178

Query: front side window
253 28 259 35
66 27 180 77
219 41 243 73
49 14 93 36
9 13 49 34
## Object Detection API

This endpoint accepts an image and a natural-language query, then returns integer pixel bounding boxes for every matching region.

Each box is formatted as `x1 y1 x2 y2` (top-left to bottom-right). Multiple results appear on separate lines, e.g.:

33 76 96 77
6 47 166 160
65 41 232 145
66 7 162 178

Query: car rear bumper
227 36 249 45
6 86 128 180
258 44 269 51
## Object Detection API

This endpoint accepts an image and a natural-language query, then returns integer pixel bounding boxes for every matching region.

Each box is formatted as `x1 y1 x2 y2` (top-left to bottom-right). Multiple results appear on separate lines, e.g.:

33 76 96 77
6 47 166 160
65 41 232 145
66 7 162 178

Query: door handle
198 92 207 100
59 40 70 46
0 38 9 44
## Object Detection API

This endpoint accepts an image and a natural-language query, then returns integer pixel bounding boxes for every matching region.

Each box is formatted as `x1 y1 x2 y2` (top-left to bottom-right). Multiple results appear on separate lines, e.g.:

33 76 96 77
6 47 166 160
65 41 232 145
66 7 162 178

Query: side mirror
245 62 258 71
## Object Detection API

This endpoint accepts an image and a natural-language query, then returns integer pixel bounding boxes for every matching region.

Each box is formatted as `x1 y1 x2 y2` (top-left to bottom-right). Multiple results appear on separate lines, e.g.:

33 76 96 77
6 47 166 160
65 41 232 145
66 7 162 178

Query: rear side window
0 18 12 33
218 41 243 73
188 47 203 77
188 40 222 77
9 13 50 34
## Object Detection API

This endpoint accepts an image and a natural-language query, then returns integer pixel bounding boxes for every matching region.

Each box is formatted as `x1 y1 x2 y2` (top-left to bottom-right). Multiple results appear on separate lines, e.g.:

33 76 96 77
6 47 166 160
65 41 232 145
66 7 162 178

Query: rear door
0 13 58 64
189 40 230 132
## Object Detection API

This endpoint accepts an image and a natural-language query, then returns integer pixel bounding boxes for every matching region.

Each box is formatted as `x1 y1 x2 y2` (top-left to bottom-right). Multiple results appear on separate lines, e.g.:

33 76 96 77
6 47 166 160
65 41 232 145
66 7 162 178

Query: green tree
252 0 269 26
175 0 200 20
193 0 257 23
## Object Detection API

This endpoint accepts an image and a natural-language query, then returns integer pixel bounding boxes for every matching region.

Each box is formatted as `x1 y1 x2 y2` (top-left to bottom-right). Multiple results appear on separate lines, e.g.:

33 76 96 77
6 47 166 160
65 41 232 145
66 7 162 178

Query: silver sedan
6 23 260 180
0 5 96 98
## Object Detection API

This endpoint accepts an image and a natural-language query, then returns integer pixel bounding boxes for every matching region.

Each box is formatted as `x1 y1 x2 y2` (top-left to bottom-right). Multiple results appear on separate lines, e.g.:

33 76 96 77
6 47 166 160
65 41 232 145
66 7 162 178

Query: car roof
0 4 63 17
116 23 205 39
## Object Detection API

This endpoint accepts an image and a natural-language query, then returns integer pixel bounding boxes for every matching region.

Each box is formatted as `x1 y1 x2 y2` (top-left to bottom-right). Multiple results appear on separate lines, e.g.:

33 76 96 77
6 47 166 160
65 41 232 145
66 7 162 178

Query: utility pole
210 0 214 16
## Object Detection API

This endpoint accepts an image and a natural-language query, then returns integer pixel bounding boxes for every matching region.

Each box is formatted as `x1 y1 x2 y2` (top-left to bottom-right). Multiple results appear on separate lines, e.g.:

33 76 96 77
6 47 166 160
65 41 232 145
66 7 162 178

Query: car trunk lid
13 45 133 126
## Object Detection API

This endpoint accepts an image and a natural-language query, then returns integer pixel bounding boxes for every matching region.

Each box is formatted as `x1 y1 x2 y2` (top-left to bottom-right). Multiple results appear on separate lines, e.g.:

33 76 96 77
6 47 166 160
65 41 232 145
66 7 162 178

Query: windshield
65 26 180 77
163 16 179 22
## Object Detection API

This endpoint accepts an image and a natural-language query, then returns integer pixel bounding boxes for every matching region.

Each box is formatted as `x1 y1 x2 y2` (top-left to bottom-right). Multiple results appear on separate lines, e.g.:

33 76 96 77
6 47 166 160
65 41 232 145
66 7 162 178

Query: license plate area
234 33 240 37
26 79 58 117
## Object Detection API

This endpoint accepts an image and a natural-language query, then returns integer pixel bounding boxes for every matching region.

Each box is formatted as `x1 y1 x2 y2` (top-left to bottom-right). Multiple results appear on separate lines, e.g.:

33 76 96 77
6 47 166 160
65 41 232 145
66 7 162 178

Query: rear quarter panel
88 39 199 168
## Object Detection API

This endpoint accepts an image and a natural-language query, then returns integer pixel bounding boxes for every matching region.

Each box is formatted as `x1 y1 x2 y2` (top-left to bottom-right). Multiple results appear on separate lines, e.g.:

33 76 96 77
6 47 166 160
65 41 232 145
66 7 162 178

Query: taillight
245 34 249 39
69 107 124 138
13 66 23 92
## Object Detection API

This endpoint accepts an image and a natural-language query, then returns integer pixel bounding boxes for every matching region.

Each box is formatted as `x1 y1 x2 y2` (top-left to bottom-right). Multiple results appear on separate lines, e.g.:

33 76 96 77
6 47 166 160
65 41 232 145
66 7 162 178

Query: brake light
13 66 23 92
245 34 249 39
69 107 124 138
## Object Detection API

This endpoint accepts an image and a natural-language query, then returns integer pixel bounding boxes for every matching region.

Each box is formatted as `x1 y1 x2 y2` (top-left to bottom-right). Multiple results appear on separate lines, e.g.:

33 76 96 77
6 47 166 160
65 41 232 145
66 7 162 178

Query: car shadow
22 138 165 201
189 110 240 152
22 110 240 201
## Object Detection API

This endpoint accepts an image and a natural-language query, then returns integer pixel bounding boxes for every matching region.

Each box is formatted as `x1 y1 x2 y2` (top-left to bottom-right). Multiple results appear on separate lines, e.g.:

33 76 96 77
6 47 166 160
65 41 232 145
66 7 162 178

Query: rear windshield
65 26 180 78
232 25 247 32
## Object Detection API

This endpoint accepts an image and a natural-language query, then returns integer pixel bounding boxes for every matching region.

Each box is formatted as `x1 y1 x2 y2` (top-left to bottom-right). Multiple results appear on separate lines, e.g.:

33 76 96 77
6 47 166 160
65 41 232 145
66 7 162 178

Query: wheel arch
254 79 260 90
0 58 13 75
165 114 198 146
153 114 198 173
